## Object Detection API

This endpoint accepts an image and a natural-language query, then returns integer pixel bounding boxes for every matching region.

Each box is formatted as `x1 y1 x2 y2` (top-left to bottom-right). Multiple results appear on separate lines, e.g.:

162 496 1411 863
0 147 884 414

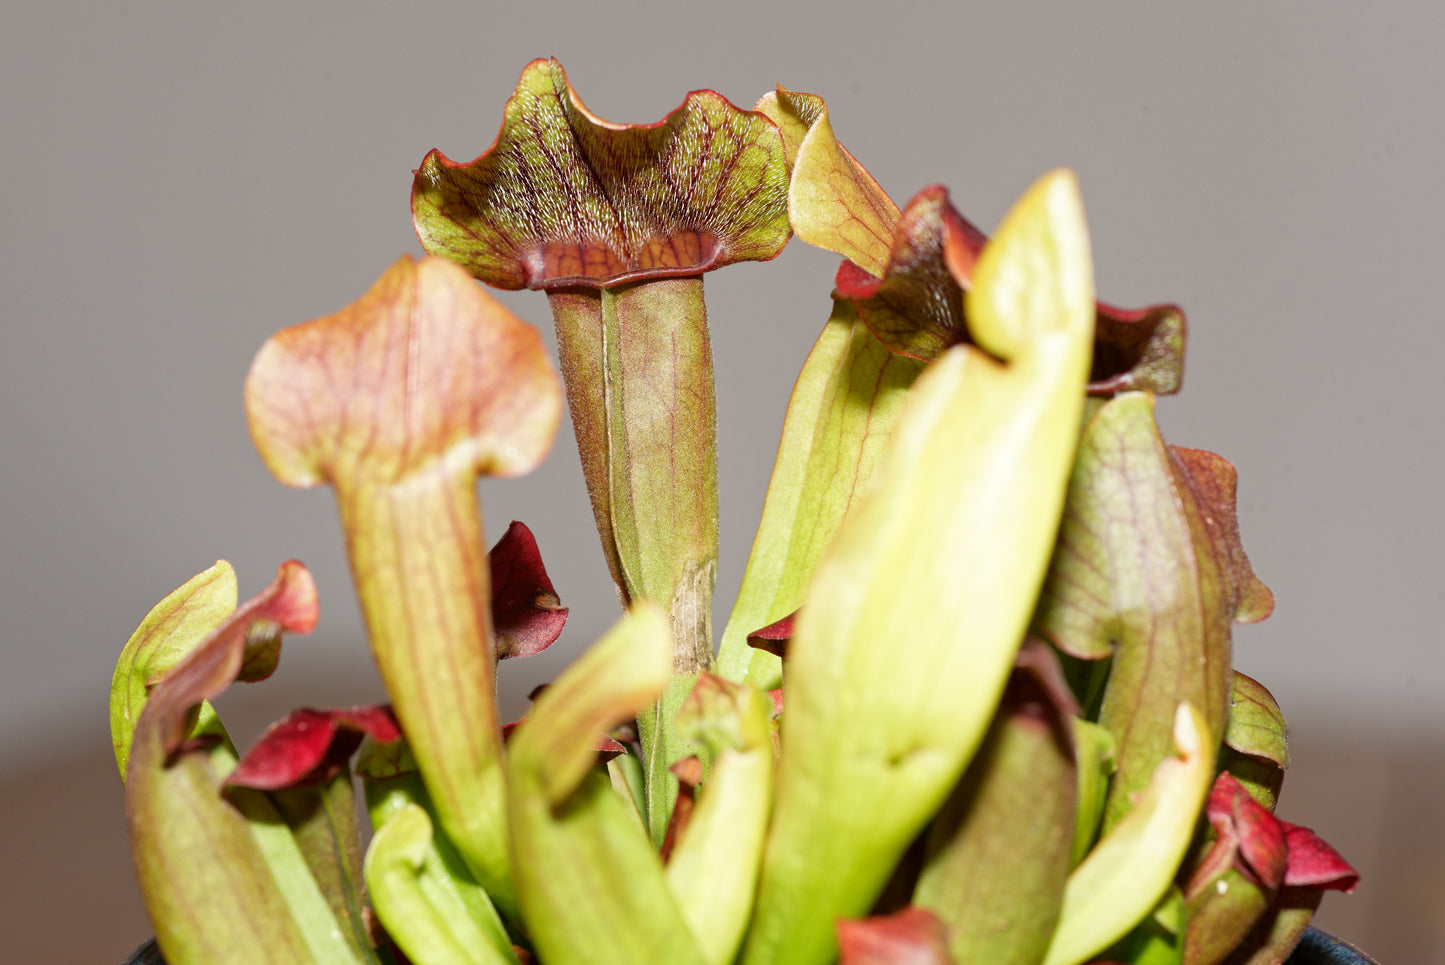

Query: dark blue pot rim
118 925 1379 964
1291 926 1381 965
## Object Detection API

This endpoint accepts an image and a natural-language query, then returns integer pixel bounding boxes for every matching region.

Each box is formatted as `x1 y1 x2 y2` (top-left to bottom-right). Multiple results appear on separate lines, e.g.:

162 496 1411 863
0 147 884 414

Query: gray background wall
2 1 1440 959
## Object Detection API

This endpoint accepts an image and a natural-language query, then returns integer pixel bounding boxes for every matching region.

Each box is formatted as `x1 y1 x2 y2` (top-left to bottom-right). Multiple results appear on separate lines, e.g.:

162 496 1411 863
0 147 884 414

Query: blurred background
2 1 1440 960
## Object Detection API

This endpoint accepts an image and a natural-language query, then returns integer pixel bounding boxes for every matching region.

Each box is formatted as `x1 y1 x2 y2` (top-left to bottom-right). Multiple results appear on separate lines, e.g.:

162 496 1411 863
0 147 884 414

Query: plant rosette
112 59 1362 965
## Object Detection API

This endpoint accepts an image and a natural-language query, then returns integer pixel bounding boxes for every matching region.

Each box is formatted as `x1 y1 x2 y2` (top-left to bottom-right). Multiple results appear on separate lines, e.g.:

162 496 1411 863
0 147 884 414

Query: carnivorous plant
113 60 1357 965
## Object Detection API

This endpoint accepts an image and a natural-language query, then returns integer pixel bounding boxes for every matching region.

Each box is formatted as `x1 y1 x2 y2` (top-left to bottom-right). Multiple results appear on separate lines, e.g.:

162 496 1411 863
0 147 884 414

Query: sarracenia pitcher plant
113 59 1356 965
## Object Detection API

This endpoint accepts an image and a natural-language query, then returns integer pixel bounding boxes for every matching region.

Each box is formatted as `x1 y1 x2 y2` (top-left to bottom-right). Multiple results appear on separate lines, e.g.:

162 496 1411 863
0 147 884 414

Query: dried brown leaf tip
412 58 791 290
835 185 1187 395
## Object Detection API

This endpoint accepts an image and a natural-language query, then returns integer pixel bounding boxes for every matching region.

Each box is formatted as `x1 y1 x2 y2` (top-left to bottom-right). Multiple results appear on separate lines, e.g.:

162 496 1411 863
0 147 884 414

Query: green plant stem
549 277 720 837
549 278 719 672
336 468 513 917
548 289 627 599
269 770 375 964
636 673 700 845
